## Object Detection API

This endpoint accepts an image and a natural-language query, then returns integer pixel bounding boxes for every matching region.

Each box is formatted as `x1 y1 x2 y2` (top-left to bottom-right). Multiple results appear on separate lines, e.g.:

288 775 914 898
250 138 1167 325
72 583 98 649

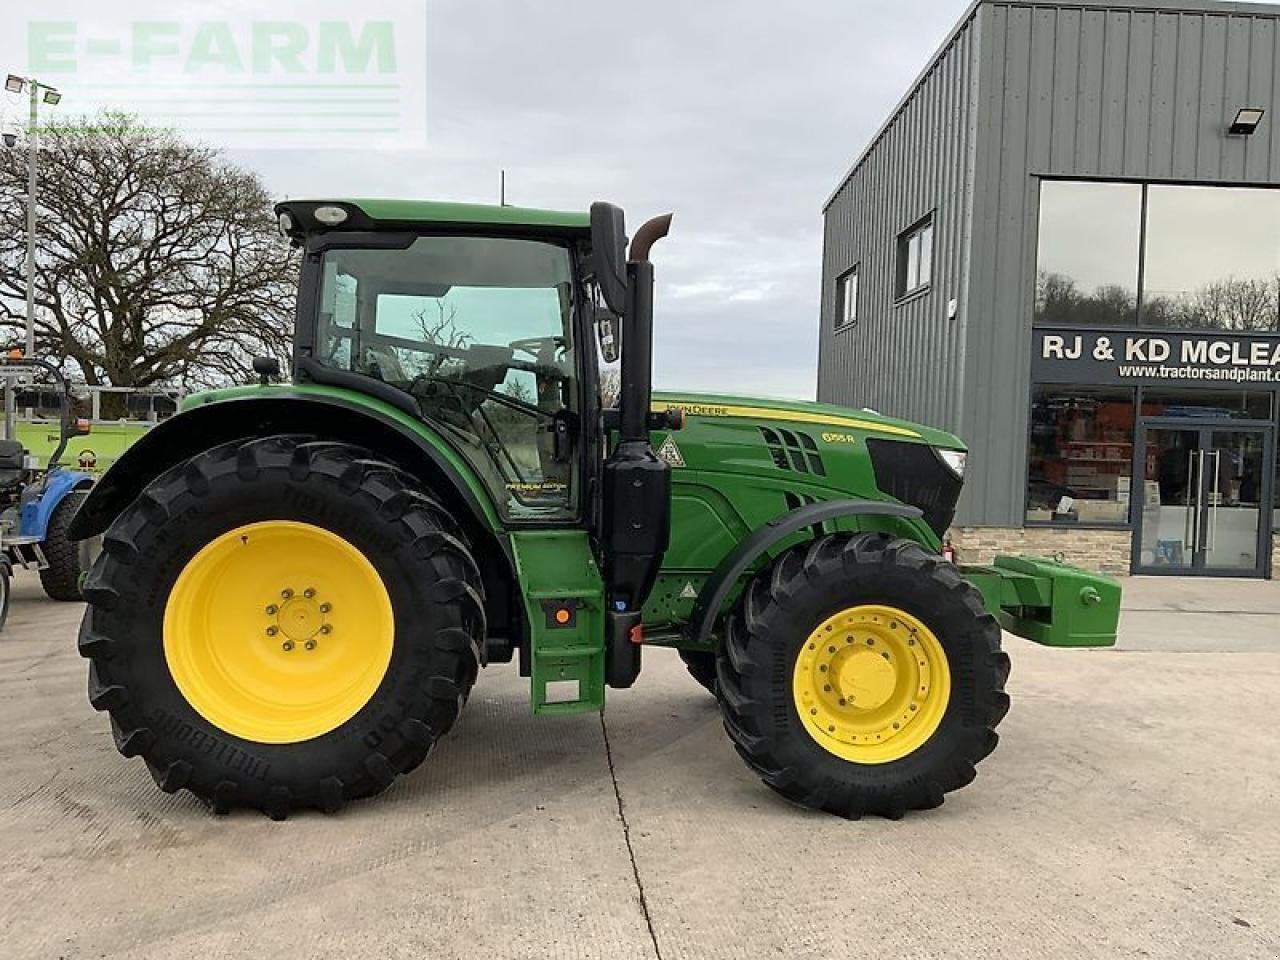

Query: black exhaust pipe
602 213 673 689
618 214 672 442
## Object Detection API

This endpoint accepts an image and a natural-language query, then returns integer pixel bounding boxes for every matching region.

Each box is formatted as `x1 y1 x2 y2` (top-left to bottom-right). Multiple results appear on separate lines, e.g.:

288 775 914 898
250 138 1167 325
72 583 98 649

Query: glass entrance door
1135 421 1273 576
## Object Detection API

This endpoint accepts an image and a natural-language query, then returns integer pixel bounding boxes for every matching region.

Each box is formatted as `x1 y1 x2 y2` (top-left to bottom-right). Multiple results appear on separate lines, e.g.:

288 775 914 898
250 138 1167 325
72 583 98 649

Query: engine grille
760 427 826 476
865 439 962 539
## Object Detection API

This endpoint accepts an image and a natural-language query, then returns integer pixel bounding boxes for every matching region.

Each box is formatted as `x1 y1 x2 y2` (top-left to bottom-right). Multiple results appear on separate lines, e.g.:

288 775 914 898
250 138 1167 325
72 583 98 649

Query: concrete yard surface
1 574 1277 959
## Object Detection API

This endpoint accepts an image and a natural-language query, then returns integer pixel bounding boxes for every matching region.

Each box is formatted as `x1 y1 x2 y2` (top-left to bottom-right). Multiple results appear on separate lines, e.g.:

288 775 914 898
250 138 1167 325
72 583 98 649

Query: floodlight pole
25 78 37 361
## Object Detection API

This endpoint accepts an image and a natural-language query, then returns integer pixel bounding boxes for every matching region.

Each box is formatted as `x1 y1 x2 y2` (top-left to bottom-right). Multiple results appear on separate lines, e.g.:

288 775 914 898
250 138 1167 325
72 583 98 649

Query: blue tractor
0 356 95 626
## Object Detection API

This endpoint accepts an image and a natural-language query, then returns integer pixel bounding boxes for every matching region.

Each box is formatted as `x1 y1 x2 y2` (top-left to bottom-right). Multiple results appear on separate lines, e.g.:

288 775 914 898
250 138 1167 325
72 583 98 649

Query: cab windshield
315 235 578 520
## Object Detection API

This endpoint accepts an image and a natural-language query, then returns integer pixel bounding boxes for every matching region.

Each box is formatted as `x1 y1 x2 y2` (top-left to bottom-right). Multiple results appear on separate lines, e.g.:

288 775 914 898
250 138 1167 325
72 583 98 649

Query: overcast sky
227 0 972 399
1 0 971 398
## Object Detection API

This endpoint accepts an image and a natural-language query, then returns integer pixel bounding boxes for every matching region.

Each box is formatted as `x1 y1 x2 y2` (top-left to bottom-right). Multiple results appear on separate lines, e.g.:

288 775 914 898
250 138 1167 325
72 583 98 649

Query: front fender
686 498 925 645
67 390 501 541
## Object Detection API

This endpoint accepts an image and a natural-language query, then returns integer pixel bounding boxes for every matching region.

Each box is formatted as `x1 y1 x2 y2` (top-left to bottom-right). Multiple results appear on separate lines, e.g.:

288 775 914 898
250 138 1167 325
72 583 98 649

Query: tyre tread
78 433 484 819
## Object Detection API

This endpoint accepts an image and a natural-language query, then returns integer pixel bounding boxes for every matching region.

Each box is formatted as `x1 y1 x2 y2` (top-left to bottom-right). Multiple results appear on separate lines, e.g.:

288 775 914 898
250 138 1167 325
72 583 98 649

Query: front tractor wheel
716 533 1009 819
78 435 485 818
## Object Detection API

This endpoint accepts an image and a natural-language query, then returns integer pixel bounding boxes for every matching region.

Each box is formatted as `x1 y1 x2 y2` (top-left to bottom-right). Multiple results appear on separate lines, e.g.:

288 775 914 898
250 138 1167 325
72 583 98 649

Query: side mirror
595 305 620 364
590 201 627 315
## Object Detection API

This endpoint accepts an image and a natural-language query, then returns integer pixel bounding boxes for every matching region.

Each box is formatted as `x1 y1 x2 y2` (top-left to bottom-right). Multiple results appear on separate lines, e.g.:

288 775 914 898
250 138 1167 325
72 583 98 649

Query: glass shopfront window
1140 388 1273 422
1026 386 1136 525
1034 181 1142 326
1142 185 1280 332
1035 180 1280 332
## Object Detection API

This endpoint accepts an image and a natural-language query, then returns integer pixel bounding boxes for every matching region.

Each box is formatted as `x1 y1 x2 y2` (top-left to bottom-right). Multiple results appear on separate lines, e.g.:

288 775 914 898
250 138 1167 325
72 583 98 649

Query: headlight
935 448 966 480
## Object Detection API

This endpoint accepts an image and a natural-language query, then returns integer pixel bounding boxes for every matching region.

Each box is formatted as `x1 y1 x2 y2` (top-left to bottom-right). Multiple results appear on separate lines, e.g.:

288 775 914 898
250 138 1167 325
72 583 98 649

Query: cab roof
274 198 591 239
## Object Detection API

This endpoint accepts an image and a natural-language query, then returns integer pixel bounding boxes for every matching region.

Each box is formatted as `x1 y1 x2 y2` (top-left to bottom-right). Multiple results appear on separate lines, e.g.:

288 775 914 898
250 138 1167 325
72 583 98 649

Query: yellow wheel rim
163 521 395 744
793 604 950 764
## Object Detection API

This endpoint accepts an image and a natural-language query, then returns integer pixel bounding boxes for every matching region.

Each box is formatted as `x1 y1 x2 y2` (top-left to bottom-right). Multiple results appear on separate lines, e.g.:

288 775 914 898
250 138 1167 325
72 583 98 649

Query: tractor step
509 531 607 714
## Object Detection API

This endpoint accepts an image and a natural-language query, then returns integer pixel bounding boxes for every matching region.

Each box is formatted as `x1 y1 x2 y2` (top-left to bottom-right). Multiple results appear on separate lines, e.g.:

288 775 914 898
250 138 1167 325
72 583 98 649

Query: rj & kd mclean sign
1032 327 1280 386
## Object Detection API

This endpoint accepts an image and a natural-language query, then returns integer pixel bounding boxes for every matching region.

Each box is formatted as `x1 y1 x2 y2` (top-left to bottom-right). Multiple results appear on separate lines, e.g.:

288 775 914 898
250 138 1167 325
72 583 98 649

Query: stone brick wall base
946 526 1133 576
945 527 1278 578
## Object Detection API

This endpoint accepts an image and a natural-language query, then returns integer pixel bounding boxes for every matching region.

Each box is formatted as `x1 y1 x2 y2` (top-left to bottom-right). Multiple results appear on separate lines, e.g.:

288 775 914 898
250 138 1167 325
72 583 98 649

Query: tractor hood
650 390 967 544
651 391 965 451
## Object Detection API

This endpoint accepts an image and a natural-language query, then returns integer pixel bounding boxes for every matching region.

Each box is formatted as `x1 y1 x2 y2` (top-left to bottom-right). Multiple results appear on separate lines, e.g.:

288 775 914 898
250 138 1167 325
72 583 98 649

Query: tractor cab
299 223 583 521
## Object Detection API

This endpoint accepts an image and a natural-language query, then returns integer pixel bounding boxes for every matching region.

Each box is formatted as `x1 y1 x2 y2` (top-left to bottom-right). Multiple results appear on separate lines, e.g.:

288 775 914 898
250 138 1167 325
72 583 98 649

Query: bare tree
1035 271 1135 326
599 368 621 408
0 112 297 415
406 299 472 376
1144 276 1280 331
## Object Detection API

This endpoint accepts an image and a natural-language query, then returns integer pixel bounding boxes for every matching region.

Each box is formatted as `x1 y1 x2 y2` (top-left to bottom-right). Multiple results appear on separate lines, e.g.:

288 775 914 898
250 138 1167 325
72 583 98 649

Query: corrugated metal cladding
819 0 1280 526
817 11 981 436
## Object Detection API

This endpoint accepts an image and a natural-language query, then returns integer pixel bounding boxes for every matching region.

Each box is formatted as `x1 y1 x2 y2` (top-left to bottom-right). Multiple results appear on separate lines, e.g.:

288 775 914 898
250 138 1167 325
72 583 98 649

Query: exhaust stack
601 212 674 689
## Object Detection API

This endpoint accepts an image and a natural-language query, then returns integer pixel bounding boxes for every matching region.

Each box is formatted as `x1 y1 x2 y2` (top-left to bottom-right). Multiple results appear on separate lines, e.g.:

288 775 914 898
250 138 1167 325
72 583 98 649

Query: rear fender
19 469 94 541
67 392 500 542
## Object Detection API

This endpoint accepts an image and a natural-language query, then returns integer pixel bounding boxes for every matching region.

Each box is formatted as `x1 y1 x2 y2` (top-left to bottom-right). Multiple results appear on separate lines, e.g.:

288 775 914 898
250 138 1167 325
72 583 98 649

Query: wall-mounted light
42 88 61 106
4 74 25 95
1229 107 1265 136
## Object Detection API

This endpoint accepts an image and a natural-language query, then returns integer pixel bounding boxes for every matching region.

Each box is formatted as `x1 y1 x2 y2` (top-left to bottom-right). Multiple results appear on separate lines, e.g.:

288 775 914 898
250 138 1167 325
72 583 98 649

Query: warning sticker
656 434 686 468
679 581 698 600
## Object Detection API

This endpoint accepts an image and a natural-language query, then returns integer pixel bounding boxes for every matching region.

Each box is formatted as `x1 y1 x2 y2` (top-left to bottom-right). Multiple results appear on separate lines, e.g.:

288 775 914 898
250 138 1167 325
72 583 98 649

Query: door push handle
1207 450 1221 552
1184 450 1200 551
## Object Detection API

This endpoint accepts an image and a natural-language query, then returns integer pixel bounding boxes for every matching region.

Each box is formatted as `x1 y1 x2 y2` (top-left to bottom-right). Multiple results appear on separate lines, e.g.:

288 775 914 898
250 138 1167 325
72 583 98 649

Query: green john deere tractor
68 198 1121 820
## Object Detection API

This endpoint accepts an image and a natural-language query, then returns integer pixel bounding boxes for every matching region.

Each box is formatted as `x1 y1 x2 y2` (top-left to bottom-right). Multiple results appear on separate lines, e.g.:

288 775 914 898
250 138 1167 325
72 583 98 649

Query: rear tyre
716 532 1009 819
78 435 485 818
678 649 719 696
40 489 89 601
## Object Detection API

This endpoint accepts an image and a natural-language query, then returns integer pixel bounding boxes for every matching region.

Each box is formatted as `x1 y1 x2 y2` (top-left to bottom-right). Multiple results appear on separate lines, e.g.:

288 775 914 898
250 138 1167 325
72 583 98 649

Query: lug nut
303 588 316 599
266 604 278 615
304 639 317 651
281 588 293 600
266 626 278 637
282 640 294 651
320 624 332 635
319 603 331 613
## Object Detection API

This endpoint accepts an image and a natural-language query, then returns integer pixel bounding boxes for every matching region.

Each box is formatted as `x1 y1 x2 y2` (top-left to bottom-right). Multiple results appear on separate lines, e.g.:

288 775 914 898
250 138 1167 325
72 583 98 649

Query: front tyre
716 533 1009 819
78 435 485 818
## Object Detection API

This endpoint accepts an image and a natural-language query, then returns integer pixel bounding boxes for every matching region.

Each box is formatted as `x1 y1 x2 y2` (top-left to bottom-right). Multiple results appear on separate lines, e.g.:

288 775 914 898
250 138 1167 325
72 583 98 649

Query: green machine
68 198 1120 820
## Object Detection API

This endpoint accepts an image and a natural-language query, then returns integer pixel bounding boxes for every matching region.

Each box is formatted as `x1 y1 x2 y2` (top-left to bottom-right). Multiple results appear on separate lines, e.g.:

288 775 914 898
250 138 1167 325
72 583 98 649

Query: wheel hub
792 604 951 764
275 592 328 644
836 648 896 710
163 521 394 744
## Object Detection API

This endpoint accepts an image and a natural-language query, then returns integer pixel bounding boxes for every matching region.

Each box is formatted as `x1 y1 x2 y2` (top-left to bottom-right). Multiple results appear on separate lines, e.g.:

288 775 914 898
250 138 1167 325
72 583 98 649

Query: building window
1026 386 1136 525
834 265 858 330
1142 185 1280 331
1140 388 1273 422
1035 180 1280 331
1034 181 1141 326
896 215 933 299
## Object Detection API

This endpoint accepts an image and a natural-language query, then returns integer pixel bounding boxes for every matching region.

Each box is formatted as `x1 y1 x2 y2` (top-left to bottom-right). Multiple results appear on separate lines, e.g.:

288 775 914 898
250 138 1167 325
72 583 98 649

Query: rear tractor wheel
78 435 485 818
716 532 1009 819
40 489 89 601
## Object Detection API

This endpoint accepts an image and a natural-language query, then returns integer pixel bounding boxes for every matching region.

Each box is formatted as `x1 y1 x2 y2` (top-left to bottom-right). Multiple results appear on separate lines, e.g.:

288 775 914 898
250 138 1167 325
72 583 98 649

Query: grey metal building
818 0 1280 577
